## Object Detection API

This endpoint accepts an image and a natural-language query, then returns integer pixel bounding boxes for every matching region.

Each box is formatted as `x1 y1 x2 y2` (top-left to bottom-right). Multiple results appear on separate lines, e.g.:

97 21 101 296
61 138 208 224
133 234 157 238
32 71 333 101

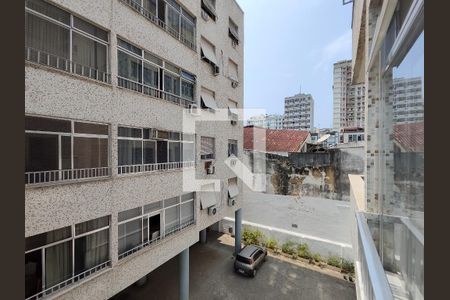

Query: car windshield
236 255 251 264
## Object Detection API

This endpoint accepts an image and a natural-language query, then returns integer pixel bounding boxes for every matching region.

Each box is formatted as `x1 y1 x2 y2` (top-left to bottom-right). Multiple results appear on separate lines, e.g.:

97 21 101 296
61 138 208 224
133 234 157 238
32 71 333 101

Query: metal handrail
25 167 111 185
356 212 394 300
117 76 195 108
25 47 111 84
118 161 195 175
119 0 196 50
25 260 111 300
118 219 195 260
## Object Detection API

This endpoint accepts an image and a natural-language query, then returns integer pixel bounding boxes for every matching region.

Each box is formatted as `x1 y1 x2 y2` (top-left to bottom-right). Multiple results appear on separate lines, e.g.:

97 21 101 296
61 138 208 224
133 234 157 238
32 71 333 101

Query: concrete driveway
111 232 356 300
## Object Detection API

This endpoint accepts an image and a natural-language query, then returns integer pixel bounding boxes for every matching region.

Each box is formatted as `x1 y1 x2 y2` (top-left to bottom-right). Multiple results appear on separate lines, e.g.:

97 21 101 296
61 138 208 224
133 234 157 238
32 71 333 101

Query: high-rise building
247 114 284 129
333 60 365 130
283 93 314 130
393 77 424 124
350 0 424 299
24 0 244 299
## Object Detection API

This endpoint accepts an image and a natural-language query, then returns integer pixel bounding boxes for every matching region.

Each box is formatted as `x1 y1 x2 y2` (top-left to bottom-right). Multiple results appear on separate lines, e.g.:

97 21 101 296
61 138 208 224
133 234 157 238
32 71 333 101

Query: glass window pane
167 5 180 35
144 141 156 164
45 241 72 288
118 50 142 83
25 116 71 133
143 62 159 88
181 81 194 101
169 142 181 162
164 197 179 208
181 192 194 202
74 122 108 135
25 13 70 58
118 220 142 255
26 0 70 24
73 16 108 42
143 218 149 242
25 133 59 172
181 201 194 225
118 139 142 166
75 229 109 274
118 207 142 222
25 249 43 298
144 201 163 213
157 140 168 163
117 39 142 56
118 127 142 138
143 0 157 15
181 18 195 46
164 73 180 95
73 137 108 169
144 51 163 66
75 216 109 235
61 135 71 170
164 205 180 233
72 32 107 73
26 226 72 251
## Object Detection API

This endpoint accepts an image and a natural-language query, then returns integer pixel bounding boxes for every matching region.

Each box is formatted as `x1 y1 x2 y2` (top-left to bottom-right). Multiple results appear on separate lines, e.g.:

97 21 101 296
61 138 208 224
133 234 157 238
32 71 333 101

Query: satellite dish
315 134 331 144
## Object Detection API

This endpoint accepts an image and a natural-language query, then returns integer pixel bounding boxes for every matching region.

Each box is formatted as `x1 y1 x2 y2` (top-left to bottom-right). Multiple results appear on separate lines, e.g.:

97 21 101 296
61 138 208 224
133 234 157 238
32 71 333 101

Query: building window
117 38 196 108
118 193 195 259
200 87 218 111
200 137 215 160
118 126 194 174
25 0 110 83
201 0 217 21
25 116 110 184
25 216 110 299
228 59 239 85
200 37 219 74
228 139 238 157
120 0 196 50
229 18 239 45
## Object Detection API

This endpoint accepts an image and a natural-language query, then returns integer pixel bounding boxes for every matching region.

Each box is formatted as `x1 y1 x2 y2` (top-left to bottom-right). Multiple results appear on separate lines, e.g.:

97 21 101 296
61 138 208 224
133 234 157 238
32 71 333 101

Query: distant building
310 128 339 148
393 77 424 124
244 125 311 156
339 127 365 144
283 93 314 130
333 60 365 130
247 114 285 129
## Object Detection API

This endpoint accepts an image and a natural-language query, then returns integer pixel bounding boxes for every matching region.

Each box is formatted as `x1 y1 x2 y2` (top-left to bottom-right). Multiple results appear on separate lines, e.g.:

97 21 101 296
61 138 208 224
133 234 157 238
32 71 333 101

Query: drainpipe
234 208 242 255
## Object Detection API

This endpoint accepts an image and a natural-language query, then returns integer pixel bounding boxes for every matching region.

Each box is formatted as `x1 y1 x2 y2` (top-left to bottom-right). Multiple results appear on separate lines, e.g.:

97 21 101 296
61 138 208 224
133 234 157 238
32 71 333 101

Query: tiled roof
393 122 424 152
244 126 310 152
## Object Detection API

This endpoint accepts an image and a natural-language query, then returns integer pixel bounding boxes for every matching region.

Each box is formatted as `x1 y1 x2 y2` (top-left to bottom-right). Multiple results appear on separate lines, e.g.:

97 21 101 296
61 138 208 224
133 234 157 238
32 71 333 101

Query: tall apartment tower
25 0 244 299
332 60 365 130
393 77 424 124
283 93 314 130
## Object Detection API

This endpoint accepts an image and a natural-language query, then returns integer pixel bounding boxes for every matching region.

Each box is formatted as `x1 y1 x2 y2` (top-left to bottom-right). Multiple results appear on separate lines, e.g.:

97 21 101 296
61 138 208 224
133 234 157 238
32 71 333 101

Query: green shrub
327 256 342 268
342 259 355 274
281 241 297 255
291 253 298 260
312 253 322 263
241 228 265 246
297 243 312 259
265 238 278 250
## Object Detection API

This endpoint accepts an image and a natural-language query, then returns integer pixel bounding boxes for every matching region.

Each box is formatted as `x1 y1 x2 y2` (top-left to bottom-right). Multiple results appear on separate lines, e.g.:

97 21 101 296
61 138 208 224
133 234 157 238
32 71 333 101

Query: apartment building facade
283 93 314 130
333 60 365 130
350 0 424 299
247 113 285 129
24 0 244 299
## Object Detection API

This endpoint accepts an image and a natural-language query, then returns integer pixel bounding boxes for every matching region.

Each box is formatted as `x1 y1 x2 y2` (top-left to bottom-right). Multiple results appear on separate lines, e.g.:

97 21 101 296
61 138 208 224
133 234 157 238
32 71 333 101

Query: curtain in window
118 219 142 255
118 51 142 83
74 229 109 274
164 73 180 95
181 80 194 100
45 241 72 288
72 32 107 72
181 18 194 45
167 5 180 35
25 13 70 58
73 137 108 169
143 62 159 88
143 0 157 15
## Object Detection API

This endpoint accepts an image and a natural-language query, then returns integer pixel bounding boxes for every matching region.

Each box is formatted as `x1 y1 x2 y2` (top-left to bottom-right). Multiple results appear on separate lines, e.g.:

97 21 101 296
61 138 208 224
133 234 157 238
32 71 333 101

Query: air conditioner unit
201 10 210 21
208 205 217 216
206 164 215 175
230 120 237 126
231 81 239 88
189 103 200 116
213 65 220 76
231 40 238 48
228 198 236 207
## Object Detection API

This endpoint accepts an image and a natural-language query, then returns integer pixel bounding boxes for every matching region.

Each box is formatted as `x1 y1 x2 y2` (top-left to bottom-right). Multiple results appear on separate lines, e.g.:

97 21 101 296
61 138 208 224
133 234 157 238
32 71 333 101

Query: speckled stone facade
25 0 244 299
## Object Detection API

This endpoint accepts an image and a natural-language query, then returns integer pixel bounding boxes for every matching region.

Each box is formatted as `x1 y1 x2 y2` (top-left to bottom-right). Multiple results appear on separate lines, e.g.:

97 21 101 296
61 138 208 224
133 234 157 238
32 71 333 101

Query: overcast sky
235 0 353 128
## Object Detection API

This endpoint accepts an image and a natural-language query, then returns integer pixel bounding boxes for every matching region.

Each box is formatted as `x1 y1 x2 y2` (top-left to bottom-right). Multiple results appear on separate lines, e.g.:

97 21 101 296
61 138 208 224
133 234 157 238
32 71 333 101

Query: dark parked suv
234 245 267 277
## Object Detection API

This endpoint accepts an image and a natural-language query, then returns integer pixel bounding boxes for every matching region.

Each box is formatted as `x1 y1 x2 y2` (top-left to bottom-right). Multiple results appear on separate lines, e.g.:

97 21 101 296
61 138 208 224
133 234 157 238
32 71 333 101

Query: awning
201 39 218 66
228 107 239 120
201 0 217 20
200 191 217 209
228 182 239 198
201 91 218 110
229 27 239 42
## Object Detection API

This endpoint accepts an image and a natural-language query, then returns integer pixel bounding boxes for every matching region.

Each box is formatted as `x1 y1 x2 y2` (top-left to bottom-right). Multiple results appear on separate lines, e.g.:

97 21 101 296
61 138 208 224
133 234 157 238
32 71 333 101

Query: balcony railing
118 219 195 260
26 260 111 300
118 76 195 108
118 161 195 175
119 0 196 51
25 167 111 185
25 47 112 84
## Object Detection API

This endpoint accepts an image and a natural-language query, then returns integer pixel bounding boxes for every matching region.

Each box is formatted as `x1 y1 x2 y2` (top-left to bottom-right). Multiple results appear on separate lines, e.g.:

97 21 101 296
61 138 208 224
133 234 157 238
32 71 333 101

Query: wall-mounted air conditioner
232 40 238 48
231 81 239 88
189 103 200 116
206 164 215 175
208 205 217 216
228 198 236 207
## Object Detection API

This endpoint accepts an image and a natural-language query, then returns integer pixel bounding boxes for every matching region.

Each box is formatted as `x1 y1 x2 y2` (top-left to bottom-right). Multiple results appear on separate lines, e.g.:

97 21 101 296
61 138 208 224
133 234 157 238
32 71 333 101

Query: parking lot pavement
111 232 356 300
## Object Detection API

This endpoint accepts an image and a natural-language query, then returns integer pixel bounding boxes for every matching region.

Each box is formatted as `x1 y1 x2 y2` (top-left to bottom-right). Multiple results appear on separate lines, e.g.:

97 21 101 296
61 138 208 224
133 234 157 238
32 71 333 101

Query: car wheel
250 269 256 277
